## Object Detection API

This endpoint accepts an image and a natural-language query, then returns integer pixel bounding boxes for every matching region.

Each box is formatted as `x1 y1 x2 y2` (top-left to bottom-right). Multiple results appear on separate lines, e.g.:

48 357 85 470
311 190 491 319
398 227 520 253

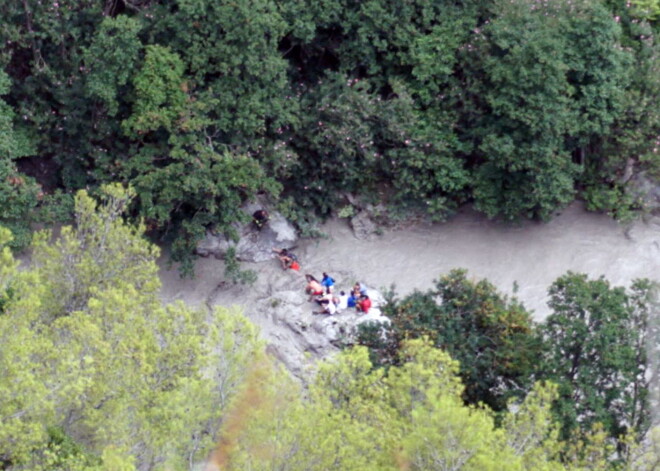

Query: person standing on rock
321 272 335 293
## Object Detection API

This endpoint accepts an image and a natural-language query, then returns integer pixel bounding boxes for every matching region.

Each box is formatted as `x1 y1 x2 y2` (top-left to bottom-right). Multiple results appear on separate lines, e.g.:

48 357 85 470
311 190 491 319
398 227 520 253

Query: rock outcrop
628 171 660 215
194 200 393 377
257 289 390 378
207 268 390 379
350 210 380 240
196 201 297 262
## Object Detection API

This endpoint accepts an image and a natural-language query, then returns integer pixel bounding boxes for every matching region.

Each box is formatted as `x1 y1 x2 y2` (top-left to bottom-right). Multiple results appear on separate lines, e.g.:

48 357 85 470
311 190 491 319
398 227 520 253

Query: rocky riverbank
159 201 660 377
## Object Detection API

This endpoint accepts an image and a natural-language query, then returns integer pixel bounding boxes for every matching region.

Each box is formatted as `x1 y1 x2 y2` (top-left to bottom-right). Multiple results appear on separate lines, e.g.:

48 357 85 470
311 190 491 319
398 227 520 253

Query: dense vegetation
357 270 658 453
0 186 263 469
1 0 659 271
0 187 658 470
2 0 660 468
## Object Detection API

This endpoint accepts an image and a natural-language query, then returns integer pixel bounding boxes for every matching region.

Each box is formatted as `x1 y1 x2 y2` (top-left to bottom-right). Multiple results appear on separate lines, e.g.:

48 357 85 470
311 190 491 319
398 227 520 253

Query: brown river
161 201 660 320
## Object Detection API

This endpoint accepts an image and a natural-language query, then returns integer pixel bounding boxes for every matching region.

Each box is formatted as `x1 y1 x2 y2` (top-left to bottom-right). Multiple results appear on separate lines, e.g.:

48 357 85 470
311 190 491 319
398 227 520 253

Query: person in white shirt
315 297 337 315
337 291 349 311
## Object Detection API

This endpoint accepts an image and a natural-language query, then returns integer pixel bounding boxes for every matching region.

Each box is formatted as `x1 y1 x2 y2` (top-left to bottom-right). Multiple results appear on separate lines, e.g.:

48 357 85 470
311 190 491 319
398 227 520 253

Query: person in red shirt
357 294 371 314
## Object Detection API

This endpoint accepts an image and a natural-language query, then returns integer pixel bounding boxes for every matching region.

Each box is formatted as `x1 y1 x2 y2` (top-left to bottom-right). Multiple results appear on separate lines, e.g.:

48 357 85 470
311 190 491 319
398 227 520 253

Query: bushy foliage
459 0 633 220
359 268 657 455
359 269 540 412
213 339 567 471
537 273 657 443
0 0 657 267
0 186 262 469
0 71 39 249
0 188 656 469
212 338 651 470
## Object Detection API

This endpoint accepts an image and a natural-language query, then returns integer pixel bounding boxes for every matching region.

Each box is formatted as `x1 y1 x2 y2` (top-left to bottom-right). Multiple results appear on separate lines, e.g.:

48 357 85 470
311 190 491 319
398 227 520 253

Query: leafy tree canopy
538 272 657 443
358 268 540 412
0 185 262 469
0 0 657 267
215 339 567 470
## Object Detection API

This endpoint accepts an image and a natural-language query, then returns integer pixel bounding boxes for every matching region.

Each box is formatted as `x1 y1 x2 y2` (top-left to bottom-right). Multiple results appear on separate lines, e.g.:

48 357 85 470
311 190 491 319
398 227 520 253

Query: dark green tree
359 269 539 411
0 0 657 276
460 0 631 220
538 272 655 441
0 71 40 249
146 0 292 144
117 45 281 275
275 0 478 218
83 15 143 118
261 72 469 219
582 13 660 218
0 1 116 189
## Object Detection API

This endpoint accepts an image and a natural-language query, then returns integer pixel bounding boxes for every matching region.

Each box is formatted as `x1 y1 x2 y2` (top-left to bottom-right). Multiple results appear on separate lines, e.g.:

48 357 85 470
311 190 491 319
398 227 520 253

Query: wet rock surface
629 171 660 214
350 210 380 240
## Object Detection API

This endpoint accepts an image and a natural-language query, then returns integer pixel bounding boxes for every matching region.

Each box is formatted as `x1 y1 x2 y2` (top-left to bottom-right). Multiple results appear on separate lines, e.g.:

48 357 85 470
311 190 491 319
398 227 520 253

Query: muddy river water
161 201 660 321
303 202 660 319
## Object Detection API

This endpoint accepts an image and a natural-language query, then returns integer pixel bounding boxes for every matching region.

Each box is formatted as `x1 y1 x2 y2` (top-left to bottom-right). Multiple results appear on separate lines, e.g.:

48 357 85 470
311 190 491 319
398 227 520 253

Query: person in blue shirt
347 291 358 308
321 272 335 294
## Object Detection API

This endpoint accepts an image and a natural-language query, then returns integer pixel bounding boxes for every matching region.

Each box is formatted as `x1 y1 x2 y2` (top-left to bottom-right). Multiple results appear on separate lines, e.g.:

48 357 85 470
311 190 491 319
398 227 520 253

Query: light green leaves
0 186 262 469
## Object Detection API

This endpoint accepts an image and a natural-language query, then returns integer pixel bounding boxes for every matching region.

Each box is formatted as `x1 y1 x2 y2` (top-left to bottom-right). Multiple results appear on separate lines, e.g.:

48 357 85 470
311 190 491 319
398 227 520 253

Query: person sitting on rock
337 291 349 311
347 290 358 308
305 274 324 300
321 272 335 293
273 247 299 271
356 294 372 314
352 281 367 298
314 297 337 315
252 209 269 231
314 291 333 305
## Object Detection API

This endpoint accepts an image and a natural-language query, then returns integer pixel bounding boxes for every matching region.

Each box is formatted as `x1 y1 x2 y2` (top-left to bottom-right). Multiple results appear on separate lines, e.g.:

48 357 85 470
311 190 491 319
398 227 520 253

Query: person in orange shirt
272 247 300 271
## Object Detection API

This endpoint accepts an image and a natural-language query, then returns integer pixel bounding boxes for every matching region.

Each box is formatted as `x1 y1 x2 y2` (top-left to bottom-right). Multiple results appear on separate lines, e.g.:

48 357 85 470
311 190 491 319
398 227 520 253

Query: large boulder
263 306 390 378
196 202 297 262
628 171 660 215
350 210 379 240
212 270 391 379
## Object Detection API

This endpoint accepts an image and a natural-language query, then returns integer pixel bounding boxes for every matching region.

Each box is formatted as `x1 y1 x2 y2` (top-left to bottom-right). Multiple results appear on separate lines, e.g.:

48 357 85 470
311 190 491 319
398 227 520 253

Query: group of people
272 246 372 315
305 273 372 315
